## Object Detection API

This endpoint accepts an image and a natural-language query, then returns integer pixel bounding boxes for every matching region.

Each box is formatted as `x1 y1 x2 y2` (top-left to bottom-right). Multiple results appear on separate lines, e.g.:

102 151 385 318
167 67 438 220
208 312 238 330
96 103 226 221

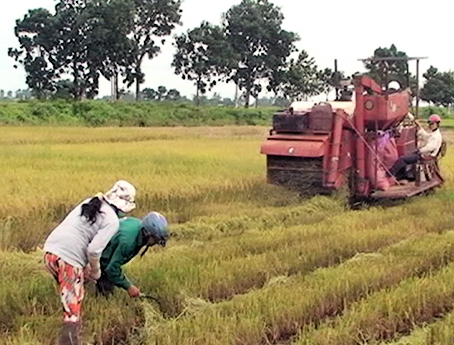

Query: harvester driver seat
416 140 447 183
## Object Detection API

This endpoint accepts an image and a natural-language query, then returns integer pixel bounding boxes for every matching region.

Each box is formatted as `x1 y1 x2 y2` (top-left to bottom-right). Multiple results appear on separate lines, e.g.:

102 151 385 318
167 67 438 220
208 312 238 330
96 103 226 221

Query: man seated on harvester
387 114 443 182
96 211 169 298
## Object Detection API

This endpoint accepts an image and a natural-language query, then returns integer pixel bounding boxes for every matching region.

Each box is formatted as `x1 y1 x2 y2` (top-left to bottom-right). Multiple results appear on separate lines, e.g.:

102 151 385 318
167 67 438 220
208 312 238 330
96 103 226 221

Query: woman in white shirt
43 180 136 345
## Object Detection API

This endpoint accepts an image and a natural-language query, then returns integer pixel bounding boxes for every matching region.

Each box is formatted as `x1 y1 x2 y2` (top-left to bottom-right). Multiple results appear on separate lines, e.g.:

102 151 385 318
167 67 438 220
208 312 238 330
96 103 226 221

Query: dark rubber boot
59 322 81 345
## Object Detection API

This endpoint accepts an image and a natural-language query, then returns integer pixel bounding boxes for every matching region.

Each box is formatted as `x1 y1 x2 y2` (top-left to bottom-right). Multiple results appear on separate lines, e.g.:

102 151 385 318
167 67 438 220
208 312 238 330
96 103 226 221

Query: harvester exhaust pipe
334 59 339 101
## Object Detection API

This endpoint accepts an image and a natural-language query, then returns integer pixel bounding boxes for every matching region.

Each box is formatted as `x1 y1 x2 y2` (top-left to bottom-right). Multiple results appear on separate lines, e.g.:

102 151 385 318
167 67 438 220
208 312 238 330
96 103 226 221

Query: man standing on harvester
95 211 169 297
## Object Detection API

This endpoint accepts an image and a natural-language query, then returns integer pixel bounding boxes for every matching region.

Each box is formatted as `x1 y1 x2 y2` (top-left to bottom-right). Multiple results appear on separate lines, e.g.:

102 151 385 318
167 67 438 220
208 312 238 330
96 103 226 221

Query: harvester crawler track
266 155 331 196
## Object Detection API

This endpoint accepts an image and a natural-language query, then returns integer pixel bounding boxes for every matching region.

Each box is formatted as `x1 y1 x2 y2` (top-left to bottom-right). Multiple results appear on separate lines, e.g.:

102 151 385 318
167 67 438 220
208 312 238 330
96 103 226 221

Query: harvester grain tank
260 57 445 201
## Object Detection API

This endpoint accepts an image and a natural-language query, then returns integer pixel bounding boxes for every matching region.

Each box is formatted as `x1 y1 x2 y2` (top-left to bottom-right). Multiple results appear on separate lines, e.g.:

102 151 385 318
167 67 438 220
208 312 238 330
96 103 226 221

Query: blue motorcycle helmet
140 211 169 257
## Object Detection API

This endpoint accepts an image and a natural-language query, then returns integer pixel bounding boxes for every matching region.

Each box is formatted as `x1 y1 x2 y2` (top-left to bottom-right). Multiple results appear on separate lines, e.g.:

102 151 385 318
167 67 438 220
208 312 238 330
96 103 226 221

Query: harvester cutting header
260 57 446 202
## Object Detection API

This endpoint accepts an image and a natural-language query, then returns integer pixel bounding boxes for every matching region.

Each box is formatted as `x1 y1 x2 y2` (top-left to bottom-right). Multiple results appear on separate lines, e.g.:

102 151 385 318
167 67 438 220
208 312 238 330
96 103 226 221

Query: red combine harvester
260 57 445 202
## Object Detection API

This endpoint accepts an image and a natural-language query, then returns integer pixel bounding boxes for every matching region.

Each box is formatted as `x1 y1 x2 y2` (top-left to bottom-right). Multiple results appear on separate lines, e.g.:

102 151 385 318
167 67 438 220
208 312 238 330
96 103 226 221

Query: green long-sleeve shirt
100 216 146 289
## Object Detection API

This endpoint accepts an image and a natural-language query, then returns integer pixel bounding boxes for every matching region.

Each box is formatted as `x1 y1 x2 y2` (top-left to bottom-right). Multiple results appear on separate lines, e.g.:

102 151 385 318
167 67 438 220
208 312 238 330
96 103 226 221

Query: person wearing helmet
95 212 169 298
387 114 443 181
43 180 136 345
416 114 443 154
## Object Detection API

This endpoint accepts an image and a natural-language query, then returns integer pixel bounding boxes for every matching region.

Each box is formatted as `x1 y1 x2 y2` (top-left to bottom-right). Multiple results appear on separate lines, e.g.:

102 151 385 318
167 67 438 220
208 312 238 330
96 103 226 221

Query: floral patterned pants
44 252 84 323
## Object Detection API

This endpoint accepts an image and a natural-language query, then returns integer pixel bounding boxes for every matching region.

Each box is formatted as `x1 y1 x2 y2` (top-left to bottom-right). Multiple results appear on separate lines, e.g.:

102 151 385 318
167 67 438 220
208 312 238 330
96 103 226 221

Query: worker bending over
43 180 137 345
387 114 443 181
96 211 169 298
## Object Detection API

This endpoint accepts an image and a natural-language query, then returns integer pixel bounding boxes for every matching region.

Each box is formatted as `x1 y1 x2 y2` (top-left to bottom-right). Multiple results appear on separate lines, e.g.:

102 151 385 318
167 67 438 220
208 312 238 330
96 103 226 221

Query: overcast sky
0 0 452 99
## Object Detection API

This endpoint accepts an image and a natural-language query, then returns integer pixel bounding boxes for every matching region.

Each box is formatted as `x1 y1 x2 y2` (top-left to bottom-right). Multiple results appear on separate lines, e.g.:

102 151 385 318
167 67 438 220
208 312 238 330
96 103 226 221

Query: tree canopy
220 0 299 107
8 2 453 108
8 0 181 100
270 50 323 101
125 0 182 99
172 21 230 105
420 66 454 107
363 44 418 94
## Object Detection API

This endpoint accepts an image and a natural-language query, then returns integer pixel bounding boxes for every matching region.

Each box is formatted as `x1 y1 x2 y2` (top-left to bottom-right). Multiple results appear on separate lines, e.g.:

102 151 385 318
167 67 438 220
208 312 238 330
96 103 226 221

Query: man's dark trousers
388 153 419 179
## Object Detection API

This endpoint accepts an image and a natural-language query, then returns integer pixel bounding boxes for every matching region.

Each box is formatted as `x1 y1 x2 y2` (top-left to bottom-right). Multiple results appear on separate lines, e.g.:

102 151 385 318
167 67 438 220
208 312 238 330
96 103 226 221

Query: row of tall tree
9 0 182 101
8 0 454 107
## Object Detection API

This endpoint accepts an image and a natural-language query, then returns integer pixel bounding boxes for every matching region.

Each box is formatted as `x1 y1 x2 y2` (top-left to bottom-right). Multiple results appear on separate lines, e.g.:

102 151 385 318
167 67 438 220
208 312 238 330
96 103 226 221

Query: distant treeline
0 100 278 126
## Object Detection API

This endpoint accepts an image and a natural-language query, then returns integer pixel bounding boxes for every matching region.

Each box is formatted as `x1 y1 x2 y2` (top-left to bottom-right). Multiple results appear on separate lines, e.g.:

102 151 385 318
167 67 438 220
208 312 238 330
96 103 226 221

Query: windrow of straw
146 231 454 345
295 257 454 344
